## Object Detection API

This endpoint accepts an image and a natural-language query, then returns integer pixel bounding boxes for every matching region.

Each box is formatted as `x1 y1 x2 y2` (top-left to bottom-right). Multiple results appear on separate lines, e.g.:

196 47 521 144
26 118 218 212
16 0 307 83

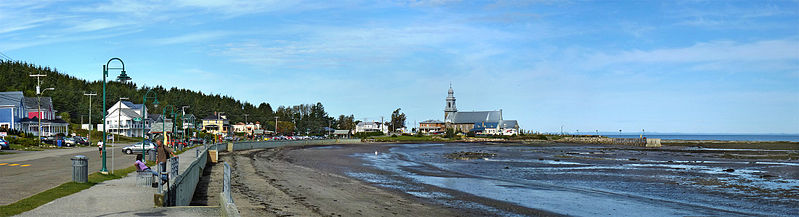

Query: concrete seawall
558 137 662 147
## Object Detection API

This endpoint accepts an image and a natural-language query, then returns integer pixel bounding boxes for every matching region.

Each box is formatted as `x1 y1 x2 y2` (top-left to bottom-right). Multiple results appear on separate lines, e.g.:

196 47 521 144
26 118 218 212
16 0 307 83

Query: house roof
500 120 518 129
446 111 502 124
23 97 53 110
112 108 142 119
121 101 144 110
183 114 196 120
356 121 381 126
0 91 24 106
203 113 226 120
150 122 174 133
420 120 443 124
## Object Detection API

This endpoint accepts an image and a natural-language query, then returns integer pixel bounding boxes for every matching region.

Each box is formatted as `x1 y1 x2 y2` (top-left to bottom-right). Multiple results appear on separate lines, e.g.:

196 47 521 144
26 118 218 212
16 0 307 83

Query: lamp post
216 112 225 142
141 89 158 161
101 57 131 174
36 87 54 144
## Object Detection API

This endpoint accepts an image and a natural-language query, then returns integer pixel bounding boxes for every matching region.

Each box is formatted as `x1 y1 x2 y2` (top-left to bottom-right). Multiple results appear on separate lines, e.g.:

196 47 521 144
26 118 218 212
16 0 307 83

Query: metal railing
164 145 209 206
221 162 239 217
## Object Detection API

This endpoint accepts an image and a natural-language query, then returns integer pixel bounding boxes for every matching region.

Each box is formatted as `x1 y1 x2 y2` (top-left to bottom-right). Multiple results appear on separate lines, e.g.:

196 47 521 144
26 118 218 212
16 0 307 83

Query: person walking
154 134 175 181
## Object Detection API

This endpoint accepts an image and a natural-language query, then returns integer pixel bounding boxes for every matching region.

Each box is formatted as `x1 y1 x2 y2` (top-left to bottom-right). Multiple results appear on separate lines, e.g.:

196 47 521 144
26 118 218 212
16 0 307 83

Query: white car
121 142 156 155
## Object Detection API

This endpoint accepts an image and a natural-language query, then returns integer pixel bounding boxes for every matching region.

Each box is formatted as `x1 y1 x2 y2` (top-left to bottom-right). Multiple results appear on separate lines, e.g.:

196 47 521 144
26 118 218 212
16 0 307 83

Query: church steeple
445 83 457 121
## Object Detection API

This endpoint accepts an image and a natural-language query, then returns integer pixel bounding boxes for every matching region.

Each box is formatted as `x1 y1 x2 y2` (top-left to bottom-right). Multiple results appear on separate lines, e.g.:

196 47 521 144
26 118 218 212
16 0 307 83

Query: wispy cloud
154 31 231 45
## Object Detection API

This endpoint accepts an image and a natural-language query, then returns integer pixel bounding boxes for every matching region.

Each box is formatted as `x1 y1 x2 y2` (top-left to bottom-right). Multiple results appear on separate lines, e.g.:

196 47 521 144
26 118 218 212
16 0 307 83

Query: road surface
0 144 141 205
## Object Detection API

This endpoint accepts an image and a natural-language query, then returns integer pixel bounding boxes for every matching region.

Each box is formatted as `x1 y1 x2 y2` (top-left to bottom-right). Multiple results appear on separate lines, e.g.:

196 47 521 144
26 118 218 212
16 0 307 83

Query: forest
0 61 355 135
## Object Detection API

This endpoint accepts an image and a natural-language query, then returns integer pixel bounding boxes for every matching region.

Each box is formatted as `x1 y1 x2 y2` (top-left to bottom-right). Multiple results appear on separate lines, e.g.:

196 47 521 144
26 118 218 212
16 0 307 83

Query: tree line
0 61 359 135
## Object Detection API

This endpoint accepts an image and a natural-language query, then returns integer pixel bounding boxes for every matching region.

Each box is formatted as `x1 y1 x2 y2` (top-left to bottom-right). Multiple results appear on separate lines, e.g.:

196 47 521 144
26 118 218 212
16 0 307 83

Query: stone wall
558 137 661 147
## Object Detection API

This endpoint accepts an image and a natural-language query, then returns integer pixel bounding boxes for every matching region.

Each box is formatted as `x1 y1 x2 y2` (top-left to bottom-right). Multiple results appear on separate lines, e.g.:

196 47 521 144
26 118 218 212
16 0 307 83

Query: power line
0 51 12 61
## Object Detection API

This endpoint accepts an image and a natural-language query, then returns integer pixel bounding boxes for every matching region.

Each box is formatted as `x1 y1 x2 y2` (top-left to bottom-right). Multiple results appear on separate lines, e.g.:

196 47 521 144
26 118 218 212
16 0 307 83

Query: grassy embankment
0 161 155 217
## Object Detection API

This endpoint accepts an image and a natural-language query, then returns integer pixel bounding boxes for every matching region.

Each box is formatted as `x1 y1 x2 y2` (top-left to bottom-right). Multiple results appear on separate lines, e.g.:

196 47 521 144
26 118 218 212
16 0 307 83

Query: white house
97 100 150 137
355 121 388 134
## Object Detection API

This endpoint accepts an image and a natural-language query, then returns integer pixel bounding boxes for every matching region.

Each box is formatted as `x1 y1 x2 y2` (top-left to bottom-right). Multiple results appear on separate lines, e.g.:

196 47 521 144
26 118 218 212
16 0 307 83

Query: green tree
390 108 406 132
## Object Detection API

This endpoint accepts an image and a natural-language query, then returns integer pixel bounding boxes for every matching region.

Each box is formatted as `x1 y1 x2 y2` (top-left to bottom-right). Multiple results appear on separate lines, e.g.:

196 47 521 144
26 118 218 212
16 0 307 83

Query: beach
212 141 798 216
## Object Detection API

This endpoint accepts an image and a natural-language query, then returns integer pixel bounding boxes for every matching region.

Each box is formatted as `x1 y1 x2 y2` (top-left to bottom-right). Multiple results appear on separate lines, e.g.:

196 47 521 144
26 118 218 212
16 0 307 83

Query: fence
164 144 210 206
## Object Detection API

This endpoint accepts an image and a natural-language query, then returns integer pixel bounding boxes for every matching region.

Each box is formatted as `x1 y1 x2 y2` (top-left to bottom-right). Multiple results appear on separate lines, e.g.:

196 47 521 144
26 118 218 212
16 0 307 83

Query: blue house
0 91 26 130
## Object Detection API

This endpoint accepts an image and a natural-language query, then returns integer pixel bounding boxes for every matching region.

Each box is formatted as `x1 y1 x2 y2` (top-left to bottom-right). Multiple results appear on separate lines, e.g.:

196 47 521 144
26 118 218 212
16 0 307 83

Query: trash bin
71 155 88 183
57 139 62 147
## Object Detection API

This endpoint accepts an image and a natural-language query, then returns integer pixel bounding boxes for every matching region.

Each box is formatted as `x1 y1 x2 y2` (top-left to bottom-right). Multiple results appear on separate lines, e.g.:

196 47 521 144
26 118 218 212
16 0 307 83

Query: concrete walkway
16 145 220 217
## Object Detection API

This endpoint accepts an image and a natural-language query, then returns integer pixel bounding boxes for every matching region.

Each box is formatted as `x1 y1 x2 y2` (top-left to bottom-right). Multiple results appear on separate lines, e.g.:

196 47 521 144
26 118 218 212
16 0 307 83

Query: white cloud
584 39 799 68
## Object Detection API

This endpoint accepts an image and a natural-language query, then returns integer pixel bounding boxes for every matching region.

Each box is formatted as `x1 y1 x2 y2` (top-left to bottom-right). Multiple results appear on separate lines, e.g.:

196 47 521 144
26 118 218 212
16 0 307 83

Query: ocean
602 134 799 142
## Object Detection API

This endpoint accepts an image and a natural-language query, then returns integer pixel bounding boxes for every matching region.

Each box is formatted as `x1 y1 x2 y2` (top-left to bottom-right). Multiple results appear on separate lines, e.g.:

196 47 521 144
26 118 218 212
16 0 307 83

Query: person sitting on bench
135 154 166 181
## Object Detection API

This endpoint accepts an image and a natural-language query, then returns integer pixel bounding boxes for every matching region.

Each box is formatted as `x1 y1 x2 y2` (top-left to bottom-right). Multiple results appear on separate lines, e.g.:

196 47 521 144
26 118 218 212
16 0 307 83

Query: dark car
73 136 90 146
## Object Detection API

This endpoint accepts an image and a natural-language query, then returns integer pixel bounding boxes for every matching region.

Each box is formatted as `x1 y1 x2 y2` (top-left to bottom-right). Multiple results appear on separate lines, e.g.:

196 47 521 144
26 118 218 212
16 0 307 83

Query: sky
1 0 798 134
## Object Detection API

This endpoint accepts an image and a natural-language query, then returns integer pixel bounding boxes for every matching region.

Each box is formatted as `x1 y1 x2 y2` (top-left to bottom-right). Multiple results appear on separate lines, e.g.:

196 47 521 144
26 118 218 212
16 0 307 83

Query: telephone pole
84 92 97 144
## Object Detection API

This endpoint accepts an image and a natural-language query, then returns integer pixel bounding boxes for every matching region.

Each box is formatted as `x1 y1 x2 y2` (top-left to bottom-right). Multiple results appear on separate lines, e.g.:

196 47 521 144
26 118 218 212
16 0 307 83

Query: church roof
446 111 502 124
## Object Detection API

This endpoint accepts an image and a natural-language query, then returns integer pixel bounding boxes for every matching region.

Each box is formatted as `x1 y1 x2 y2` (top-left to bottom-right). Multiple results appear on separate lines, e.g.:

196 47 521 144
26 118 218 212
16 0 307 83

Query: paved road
0 144 143 205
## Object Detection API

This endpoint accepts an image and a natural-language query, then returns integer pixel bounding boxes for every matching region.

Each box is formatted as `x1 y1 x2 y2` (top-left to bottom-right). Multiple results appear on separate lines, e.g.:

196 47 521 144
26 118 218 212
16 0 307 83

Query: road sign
0 132 6 137
133 117 142 122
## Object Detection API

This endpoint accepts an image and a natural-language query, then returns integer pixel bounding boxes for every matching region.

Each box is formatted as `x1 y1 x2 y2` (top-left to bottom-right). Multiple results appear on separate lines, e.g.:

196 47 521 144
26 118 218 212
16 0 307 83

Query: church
443 85 520 135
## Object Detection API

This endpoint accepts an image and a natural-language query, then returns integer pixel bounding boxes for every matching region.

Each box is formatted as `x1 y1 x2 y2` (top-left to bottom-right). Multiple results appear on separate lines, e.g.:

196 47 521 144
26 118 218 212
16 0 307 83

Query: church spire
445 83 457 121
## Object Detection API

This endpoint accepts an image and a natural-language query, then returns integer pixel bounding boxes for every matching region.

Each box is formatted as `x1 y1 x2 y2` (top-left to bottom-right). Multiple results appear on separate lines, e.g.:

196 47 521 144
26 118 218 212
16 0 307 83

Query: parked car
189 137 204 145
0 138 9 150
73 136 90 146
121 142 156 154
63 137 76 147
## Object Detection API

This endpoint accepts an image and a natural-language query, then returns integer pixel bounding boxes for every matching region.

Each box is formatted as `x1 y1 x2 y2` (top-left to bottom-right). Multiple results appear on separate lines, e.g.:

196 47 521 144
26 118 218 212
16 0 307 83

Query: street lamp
37 87 54 144
101 57 130 174
141 89 158 160
181 106 190 143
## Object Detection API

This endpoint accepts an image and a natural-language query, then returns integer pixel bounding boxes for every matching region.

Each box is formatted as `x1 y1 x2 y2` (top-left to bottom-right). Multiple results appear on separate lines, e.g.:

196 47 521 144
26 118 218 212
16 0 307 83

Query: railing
220 162 239 216
164 145 209 206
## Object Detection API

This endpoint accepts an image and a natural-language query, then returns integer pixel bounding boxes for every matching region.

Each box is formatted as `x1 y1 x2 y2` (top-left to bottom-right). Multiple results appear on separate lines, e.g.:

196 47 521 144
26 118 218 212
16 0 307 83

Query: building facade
202 113 229 135
355 121 388 134
443 86 520 135
418 119 445 134
98 100 150 137
0 91 26 130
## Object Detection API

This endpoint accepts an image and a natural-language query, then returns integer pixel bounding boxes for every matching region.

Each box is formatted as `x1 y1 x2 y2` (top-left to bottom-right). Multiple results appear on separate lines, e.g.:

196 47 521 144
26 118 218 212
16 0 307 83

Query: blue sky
1 0 798 134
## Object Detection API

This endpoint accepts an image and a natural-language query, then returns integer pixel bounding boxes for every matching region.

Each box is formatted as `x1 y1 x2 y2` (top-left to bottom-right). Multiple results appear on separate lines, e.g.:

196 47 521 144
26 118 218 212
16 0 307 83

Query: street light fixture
101 57 130 174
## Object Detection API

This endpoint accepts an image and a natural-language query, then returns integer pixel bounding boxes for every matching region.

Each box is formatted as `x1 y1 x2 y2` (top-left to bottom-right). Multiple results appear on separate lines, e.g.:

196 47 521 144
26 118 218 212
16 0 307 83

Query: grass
0 161 154 217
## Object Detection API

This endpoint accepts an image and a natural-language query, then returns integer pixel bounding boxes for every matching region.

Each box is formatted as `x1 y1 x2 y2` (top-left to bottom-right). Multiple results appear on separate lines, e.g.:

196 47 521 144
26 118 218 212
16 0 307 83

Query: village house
355 121 388 134
202 112 229 135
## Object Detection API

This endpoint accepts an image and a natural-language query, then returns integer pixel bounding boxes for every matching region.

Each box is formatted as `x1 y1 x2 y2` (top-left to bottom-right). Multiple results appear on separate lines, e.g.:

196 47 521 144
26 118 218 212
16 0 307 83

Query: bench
136 171 154 186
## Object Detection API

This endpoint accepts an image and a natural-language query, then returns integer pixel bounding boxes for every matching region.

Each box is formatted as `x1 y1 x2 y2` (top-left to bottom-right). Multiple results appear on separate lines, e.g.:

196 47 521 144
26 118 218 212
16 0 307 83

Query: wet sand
217 142 798 216
221 146 543 217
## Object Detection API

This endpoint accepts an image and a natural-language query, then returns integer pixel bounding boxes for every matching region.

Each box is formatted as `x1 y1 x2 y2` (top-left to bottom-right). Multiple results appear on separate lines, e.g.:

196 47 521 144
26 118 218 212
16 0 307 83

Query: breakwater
558 137 661 147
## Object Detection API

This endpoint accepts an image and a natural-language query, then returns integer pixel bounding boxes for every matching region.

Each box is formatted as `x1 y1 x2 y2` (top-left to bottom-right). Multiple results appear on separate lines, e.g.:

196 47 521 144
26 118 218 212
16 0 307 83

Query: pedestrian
154 134 176 180
97 141 103 155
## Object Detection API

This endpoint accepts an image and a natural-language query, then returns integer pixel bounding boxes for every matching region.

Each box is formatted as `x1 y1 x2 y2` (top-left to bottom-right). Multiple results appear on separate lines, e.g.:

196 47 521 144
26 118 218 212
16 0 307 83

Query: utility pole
181 106 189 142
381 116 384 135
84 92 96 144
274 116 278 136
115 97 129 174
30 74 46 145
243 114 250 136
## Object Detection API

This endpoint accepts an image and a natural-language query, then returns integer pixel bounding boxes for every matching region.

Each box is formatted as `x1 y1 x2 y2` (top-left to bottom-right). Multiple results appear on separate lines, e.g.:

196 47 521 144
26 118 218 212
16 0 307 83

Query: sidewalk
16 145 219 217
